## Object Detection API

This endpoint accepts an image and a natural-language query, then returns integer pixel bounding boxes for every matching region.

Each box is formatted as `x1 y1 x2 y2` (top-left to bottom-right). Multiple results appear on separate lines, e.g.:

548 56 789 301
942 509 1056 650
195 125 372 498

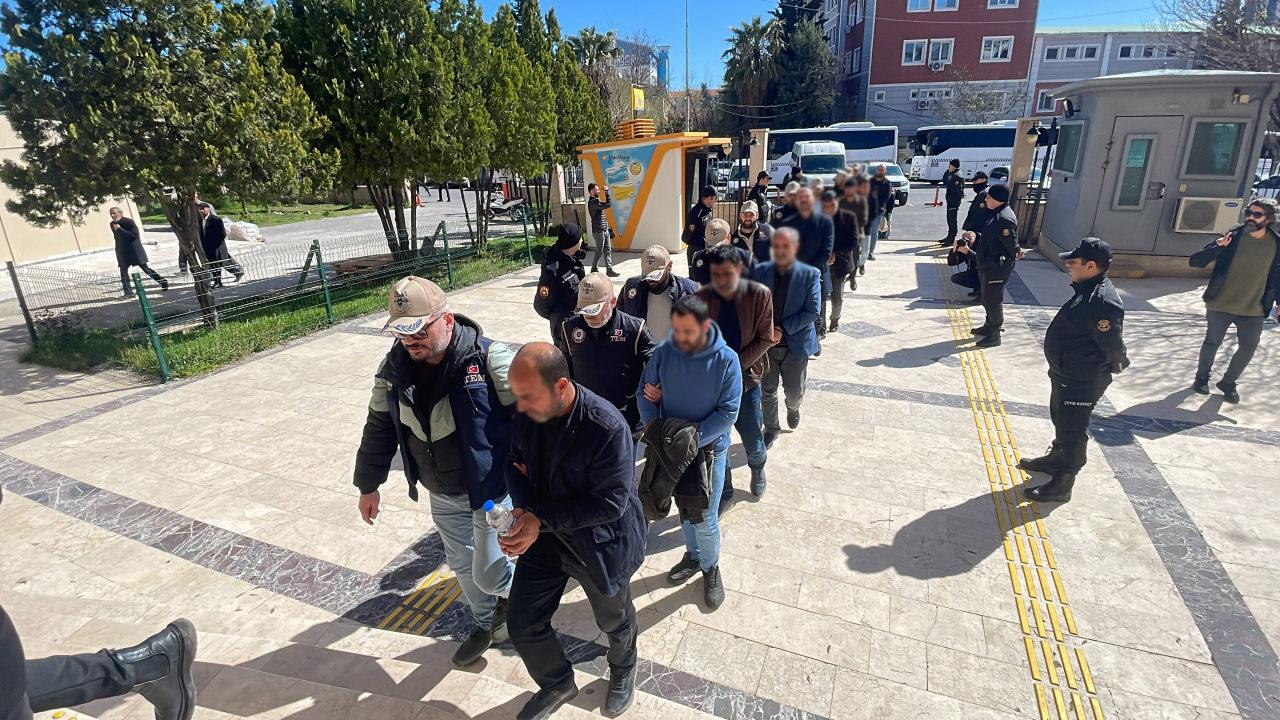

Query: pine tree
771 20 838 129
0 0 330 323
432 0 494 243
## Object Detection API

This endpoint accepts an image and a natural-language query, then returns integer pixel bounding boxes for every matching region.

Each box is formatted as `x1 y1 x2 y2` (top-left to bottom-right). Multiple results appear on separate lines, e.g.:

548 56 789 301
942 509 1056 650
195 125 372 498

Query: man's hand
828 253 835 266
1015 248 1027 260
498 508 541 557
774 325 783 342
1216 232 1233 247
956 243 970 254
512 461 528 477
643 382 662 403
358 491 381 525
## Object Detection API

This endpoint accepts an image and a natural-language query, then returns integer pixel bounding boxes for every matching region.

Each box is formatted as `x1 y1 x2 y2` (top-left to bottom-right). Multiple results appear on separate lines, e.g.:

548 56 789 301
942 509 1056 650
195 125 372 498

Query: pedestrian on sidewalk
619 245 700 344
958 184 1018 348
534 223 587 353
838 178 867 291
737 201 773 265
638 294 742 611
771 181 800 227
868 163 893 255
558 272 655 444
354 277 518 668
691 218 753 284
778 187 833 345
697 245 776 503
747 171 773 221
502 343 646 720
587 183 619 277
1018 238 1129 503
1189 198 1280 403
109 207 167 297
682 186 717 268
822 190 859 332
196 202 242 287
854 176 877 277
941 159 965 245
751 227 821 448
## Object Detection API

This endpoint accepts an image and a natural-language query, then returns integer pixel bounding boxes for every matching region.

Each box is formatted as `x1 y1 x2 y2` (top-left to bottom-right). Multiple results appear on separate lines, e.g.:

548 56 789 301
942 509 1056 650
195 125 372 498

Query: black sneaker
829 320 839 333
667 552 700 585
858 265 865 276
1216 380 1240 404
517 678 579 720
1192 377 1210 395
702 566 725 610
868 254 876 261
975 333 1002 348
786 409 800 429
159 279 170 292
750 466 766 498
451 625 493 668
606 268 621 278
850 276 857 290
491 597 509 643
971 325 993 337
604 665 636 716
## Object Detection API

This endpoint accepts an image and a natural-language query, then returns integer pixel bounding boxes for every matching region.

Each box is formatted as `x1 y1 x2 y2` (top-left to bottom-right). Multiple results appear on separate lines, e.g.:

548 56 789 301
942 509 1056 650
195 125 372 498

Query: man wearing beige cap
559 272 655 440
354 276 518 669
736 200 773 264
690 217 753 285
619 244 699 343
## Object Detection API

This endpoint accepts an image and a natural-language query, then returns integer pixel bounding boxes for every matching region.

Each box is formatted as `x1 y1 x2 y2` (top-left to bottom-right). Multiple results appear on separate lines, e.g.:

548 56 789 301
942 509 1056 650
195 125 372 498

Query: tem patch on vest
572 327 585 343
1097 319 1112 332
538 286 549 298
610 328 626 342
688 224 696 231
628 288 637 298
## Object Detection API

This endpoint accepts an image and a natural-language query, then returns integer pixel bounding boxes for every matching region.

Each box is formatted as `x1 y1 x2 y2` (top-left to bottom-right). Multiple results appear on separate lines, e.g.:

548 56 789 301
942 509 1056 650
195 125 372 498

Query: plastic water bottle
484 500 514 536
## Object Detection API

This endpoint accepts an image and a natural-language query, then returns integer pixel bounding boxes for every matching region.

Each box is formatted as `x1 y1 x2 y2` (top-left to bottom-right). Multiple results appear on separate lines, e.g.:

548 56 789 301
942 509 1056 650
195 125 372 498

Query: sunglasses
1247 210 1269 219
390 312 445 341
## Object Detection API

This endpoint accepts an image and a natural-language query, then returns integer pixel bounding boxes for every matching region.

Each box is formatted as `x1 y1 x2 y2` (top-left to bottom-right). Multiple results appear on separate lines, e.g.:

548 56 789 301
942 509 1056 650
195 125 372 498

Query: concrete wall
0 119 141 264
1026 32 1197 116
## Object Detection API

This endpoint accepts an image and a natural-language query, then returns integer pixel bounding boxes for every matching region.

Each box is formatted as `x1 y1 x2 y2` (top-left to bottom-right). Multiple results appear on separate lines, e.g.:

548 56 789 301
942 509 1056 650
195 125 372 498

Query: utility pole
684 0 691 131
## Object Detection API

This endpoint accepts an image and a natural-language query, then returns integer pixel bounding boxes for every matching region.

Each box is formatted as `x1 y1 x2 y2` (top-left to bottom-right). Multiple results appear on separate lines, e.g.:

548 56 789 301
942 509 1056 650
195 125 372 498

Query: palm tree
567 26 623 96
722 17 782 125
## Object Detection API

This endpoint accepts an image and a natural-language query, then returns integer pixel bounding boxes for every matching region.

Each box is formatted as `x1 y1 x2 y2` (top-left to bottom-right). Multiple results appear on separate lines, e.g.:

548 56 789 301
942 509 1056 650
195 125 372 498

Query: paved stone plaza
1 201 1278 720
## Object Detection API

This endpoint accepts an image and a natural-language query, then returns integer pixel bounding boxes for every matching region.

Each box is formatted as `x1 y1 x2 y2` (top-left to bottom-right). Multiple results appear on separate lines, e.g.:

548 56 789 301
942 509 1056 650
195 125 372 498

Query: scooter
486 189 530 221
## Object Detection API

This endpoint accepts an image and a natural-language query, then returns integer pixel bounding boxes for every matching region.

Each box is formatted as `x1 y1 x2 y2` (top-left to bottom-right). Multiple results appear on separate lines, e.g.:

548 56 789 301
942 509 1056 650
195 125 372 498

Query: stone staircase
5 590 707 720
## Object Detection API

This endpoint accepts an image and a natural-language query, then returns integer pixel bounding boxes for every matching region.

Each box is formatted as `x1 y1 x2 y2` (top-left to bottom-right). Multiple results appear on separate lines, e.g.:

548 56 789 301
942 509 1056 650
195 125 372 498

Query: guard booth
577 131 730 253
1038 70 1280 276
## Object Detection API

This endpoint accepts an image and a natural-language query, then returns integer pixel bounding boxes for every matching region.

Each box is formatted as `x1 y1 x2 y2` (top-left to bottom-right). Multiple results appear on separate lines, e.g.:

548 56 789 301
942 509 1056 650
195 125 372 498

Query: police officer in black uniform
958 184 1018 348
534 223 587 353
558 272 655 442
1019 238 1129 503
961 171 991 234
941 159 964 245
682 186 718 268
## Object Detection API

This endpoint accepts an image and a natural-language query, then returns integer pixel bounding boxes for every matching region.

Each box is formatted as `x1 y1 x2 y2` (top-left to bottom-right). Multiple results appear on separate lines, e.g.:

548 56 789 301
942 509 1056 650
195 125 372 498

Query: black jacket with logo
1044 274 1129 381
974 205 1019 271
681 203 713 251
559 309 655 434
534 247 585 321
962 185 992 232
619 274 700 322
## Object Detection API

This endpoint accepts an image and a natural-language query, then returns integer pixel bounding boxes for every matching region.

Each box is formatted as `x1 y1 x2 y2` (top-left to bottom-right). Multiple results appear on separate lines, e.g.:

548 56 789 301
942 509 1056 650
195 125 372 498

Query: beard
1246 218 1267 231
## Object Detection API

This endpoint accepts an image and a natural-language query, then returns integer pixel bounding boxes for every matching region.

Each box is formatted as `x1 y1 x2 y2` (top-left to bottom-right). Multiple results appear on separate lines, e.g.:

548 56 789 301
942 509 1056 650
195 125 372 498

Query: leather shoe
1192 377 1210 395
604 665 637 715
970 325 993 337
764 430 778 449
1022 473 1076 503
120 619 197 720
975 333 1002 348
750 466 767 498
1216 380 1240 403
1017 445 1062 474
517 679 579 720
786 409 800 429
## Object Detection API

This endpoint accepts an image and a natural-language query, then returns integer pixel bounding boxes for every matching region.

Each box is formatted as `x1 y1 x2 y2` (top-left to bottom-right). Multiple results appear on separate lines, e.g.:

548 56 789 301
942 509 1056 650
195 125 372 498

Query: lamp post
734 132 759 212
1022 117 1058 247
684 0 691 131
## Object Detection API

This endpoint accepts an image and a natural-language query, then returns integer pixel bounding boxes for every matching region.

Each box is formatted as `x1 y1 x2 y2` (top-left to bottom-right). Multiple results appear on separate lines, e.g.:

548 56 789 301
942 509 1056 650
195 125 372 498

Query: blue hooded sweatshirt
636 321 742 449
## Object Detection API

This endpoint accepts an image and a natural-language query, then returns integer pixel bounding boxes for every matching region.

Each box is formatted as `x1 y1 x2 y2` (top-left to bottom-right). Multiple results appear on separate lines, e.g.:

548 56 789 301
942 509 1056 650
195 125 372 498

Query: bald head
510 342 574 422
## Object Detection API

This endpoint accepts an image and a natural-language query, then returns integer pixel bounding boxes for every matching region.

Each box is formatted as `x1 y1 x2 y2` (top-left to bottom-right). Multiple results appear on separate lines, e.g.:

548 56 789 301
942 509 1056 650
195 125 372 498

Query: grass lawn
140 202 373 228
25 234 553 380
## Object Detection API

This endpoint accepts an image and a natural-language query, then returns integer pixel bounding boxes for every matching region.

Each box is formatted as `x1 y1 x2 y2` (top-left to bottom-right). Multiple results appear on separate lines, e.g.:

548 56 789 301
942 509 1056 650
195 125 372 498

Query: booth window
1183 120 1245 177
1053 122 1085 176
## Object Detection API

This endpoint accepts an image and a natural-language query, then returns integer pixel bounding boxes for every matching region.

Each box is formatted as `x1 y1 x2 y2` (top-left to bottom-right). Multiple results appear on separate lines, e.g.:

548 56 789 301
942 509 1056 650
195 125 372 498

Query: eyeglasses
1246 210 1269 219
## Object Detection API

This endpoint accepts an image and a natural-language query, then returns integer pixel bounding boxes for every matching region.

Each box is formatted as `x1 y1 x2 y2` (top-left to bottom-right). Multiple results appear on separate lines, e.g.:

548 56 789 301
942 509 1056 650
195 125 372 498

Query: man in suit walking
109 207 167 297
751 227 821 448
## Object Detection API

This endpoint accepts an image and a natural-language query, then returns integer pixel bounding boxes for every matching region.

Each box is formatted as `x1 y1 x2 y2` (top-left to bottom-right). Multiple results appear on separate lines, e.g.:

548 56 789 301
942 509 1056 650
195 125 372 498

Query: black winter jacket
1044 274 1130 381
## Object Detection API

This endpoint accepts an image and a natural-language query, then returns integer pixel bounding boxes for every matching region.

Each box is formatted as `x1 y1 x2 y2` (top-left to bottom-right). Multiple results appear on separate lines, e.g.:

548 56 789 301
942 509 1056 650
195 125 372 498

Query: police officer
534 223 587 352
747 171 773 220
559 272 655 441
1019 238 1129 503
958 184 1018 348
771 181 800 226
961 171 991 234
941 159 964 245
682 186 718 268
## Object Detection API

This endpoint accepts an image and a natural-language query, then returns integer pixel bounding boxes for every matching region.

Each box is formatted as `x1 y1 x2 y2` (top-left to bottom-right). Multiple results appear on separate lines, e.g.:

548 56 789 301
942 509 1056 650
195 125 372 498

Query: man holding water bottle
501 343 646 720
353 276 518 670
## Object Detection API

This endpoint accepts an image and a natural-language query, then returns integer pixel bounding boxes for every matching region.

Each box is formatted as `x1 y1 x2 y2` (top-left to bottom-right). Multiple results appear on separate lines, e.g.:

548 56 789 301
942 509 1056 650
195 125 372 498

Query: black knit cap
555 222 583 250
987 184 1011 203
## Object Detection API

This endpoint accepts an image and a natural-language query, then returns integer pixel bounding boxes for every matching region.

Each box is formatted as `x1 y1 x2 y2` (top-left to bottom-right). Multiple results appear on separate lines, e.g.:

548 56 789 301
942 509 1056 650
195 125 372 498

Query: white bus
763 122 898 185
908 121 1018 182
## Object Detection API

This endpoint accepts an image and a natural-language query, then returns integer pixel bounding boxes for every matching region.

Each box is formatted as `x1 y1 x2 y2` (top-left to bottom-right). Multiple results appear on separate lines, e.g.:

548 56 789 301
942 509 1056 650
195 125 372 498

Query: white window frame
851 46 863 74
903 39 928 65
1045 46 1060 60
1083 45 1099 59
1036 89 1057 112
873 90 886 103
988 0 1018 7
1112 134 1160 211
1179 116 1250 180
1045 44 1101 61
928 38 954 65
981 36 1014 63
907 0 930 12
1052 120 1087 178
933 0 959 10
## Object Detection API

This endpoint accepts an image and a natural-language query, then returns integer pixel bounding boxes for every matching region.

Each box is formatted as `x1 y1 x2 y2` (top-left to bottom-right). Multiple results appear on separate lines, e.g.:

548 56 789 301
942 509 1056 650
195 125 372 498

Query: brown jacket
697 280 776 391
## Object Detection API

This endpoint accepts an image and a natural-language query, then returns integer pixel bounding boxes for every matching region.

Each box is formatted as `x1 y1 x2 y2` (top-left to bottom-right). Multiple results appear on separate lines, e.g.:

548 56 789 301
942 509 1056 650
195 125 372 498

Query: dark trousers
1049 374 1111 472
830 257 854 323
590 226 613 270
119 265 164 294
205 245 243 285
0 604 135 720
977 266 1011 332
507 535 638 690
762 345 808 432
945 204 960 240
686 245 701 271
1195 309 1265 385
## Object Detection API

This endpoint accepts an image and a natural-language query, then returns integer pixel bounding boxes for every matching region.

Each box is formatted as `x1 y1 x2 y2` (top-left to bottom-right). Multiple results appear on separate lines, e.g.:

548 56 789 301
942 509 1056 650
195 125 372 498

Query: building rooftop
1034 24 1194 34
1053 69 1280 96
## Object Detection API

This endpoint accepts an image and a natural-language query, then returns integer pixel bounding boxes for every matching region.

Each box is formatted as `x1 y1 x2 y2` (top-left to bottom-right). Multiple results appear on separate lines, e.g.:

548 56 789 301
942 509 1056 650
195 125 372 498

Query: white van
789 140 847 187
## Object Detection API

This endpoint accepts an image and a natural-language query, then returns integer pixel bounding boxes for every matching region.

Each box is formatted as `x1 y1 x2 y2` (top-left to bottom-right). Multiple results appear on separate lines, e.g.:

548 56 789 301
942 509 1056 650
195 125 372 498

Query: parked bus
908 121 1018 182
764 122 898 185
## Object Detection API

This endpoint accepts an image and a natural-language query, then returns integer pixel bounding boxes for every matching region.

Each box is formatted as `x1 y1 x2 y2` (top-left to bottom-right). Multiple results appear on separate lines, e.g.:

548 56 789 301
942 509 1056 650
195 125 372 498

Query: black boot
452 597 506 667
667 552 700 585
971 325 993 337
1017 445 1062 474
604 665 637 716
1216 380 1240 404
1192 376 1210 395
517 678 579 720
702 566 725 610
975 332 1002 348
750 466 767 498
1023 472 1076 503
117 619 198 720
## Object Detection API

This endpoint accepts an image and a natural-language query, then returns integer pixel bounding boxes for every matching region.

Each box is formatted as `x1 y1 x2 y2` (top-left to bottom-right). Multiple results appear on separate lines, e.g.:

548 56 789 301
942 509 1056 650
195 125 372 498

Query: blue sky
540 0 1163 88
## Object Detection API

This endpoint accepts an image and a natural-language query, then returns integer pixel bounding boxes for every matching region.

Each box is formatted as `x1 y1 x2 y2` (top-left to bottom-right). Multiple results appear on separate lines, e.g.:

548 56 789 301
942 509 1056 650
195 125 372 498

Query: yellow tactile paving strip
377 568 462 635
933 253 1106 720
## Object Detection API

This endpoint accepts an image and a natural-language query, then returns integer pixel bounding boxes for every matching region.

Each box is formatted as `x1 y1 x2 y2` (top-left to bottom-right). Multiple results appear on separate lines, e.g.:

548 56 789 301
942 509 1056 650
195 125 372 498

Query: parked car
870 162 910 206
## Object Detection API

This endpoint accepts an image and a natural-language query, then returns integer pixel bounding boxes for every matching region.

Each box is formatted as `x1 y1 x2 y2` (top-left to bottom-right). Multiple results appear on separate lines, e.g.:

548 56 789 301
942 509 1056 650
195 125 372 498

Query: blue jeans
682 436 728 571
735 385 767 470
863 211 884 263
429 492 516 630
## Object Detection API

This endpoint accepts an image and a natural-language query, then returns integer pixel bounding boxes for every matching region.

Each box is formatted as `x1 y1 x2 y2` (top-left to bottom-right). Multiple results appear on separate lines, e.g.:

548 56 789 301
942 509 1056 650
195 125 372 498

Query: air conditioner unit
1173 197 1244 234
916 99 931 110
929 61 945 72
